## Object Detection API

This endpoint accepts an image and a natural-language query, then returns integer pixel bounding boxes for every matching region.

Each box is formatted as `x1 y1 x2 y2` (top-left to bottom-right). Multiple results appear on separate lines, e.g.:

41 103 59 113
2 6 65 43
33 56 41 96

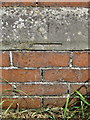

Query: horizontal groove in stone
31 42 63 45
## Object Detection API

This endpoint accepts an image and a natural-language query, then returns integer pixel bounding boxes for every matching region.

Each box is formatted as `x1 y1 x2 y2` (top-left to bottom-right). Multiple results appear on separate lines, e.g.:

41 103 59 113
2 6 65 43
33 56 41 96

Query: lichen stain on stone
1 7 89 50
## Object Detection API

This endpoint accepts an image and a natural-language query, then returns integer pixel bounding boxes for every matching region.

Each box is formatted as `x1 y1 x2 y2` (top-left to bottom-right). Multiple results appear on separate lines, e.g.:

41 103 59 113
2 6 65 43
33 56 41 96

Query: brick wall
0 51 90 109
0 1 90 109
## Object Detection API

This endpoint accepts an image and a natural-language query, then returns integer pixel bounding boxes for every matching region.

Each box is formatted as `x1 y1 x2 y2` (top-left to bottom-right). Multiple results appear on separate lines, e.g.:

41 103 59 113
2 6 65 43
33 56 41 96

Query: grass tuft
0 78 90 119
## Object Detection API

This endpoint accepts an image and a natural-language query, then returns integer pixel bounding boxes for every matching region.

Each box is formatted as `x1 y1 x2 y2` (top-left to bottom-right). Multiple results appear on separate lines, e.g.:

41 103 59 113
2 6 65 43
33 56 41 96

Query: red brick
89 68 90 79
65 97 89 107
44 98 66 107
0 52 10 67
0 0 36 7
70 84 90 95
0 70 2 82
72 52 89 67
13 52 70 67
68 98 80 107
2 98 41 109
38 2 89 7
0 69 40 82
44 69 89 82
89 53 90 67
0 84 12 96
0 0 89 7
16 84 67 96
0 84 2 95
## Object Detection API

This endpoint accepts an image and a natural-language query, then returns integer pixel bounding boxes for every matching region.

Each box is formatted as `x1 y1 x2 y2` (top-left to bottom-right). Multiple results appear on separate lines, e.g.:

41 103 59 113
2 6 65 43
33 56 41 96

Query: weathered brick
44 98 66 107
0 84 12 96
0 69 40 82
68 98 80 107
2 98 41 109
44 69 89 82
88 53 90 67
13 52 70 67
16 84 67 96
72 52 89 67
0 84 2 95
70 84 90 95
0 0 36 7
38 1 89 7
0 52 10 67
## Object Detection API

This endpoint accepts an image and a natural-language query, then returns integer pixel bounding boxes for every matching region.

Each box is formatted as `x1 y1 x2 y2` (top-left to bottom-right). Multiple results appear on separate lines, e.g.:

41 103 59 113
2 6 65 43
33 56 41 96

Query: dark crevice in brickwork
41 98 44 108
40 69 44 81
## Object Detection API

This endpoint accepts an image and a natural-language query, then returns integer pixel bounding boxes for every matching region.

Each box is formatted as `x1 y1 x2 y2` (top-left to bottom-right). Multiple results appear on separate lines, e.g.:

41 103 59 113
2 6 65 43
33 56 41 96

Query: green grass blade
75 90 90 106
0 100 6 106
0 77 12 86
64 94 70 118
81 101 84 118
69 106 80 110
87 115 90 120
68 111 77 119
19 110 28 114
3 89 27 95
13 89 28 95
4 100 15 115
47 110 56 120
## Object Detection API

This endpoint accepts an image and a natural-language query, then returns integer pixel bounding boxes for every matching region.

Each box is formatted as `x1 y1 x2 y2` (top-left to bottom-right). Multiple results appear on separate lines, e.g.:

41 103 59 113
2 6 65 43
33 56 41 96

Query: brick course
38 2 89 7
0 0 89 7
0 69 41 82
44 69 89 82
13 52 70 67
44 98 66 107
0 0 36 7
1 98 41 109
16 84 68 96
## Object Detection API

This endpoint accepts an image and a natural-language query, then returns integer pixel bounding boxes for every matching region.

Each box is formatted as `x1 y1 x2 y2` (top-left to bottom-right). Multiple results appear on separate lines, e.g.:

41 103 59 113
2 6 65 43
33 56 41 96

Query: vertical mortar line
40 69 44 81
41 98 44 108
9 51 13 67
9 51 17 93
36 0 38 6
68 52 73 95
67 83 71 94
69 51 73 68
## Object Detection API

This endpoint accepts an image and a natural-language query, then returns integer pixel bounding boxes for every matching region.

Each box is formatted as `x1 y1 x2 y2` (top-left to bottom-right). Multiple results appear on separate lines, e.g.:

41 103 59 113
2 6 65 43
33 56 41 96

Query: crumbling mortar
41 98 44 108
40 69 44 81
